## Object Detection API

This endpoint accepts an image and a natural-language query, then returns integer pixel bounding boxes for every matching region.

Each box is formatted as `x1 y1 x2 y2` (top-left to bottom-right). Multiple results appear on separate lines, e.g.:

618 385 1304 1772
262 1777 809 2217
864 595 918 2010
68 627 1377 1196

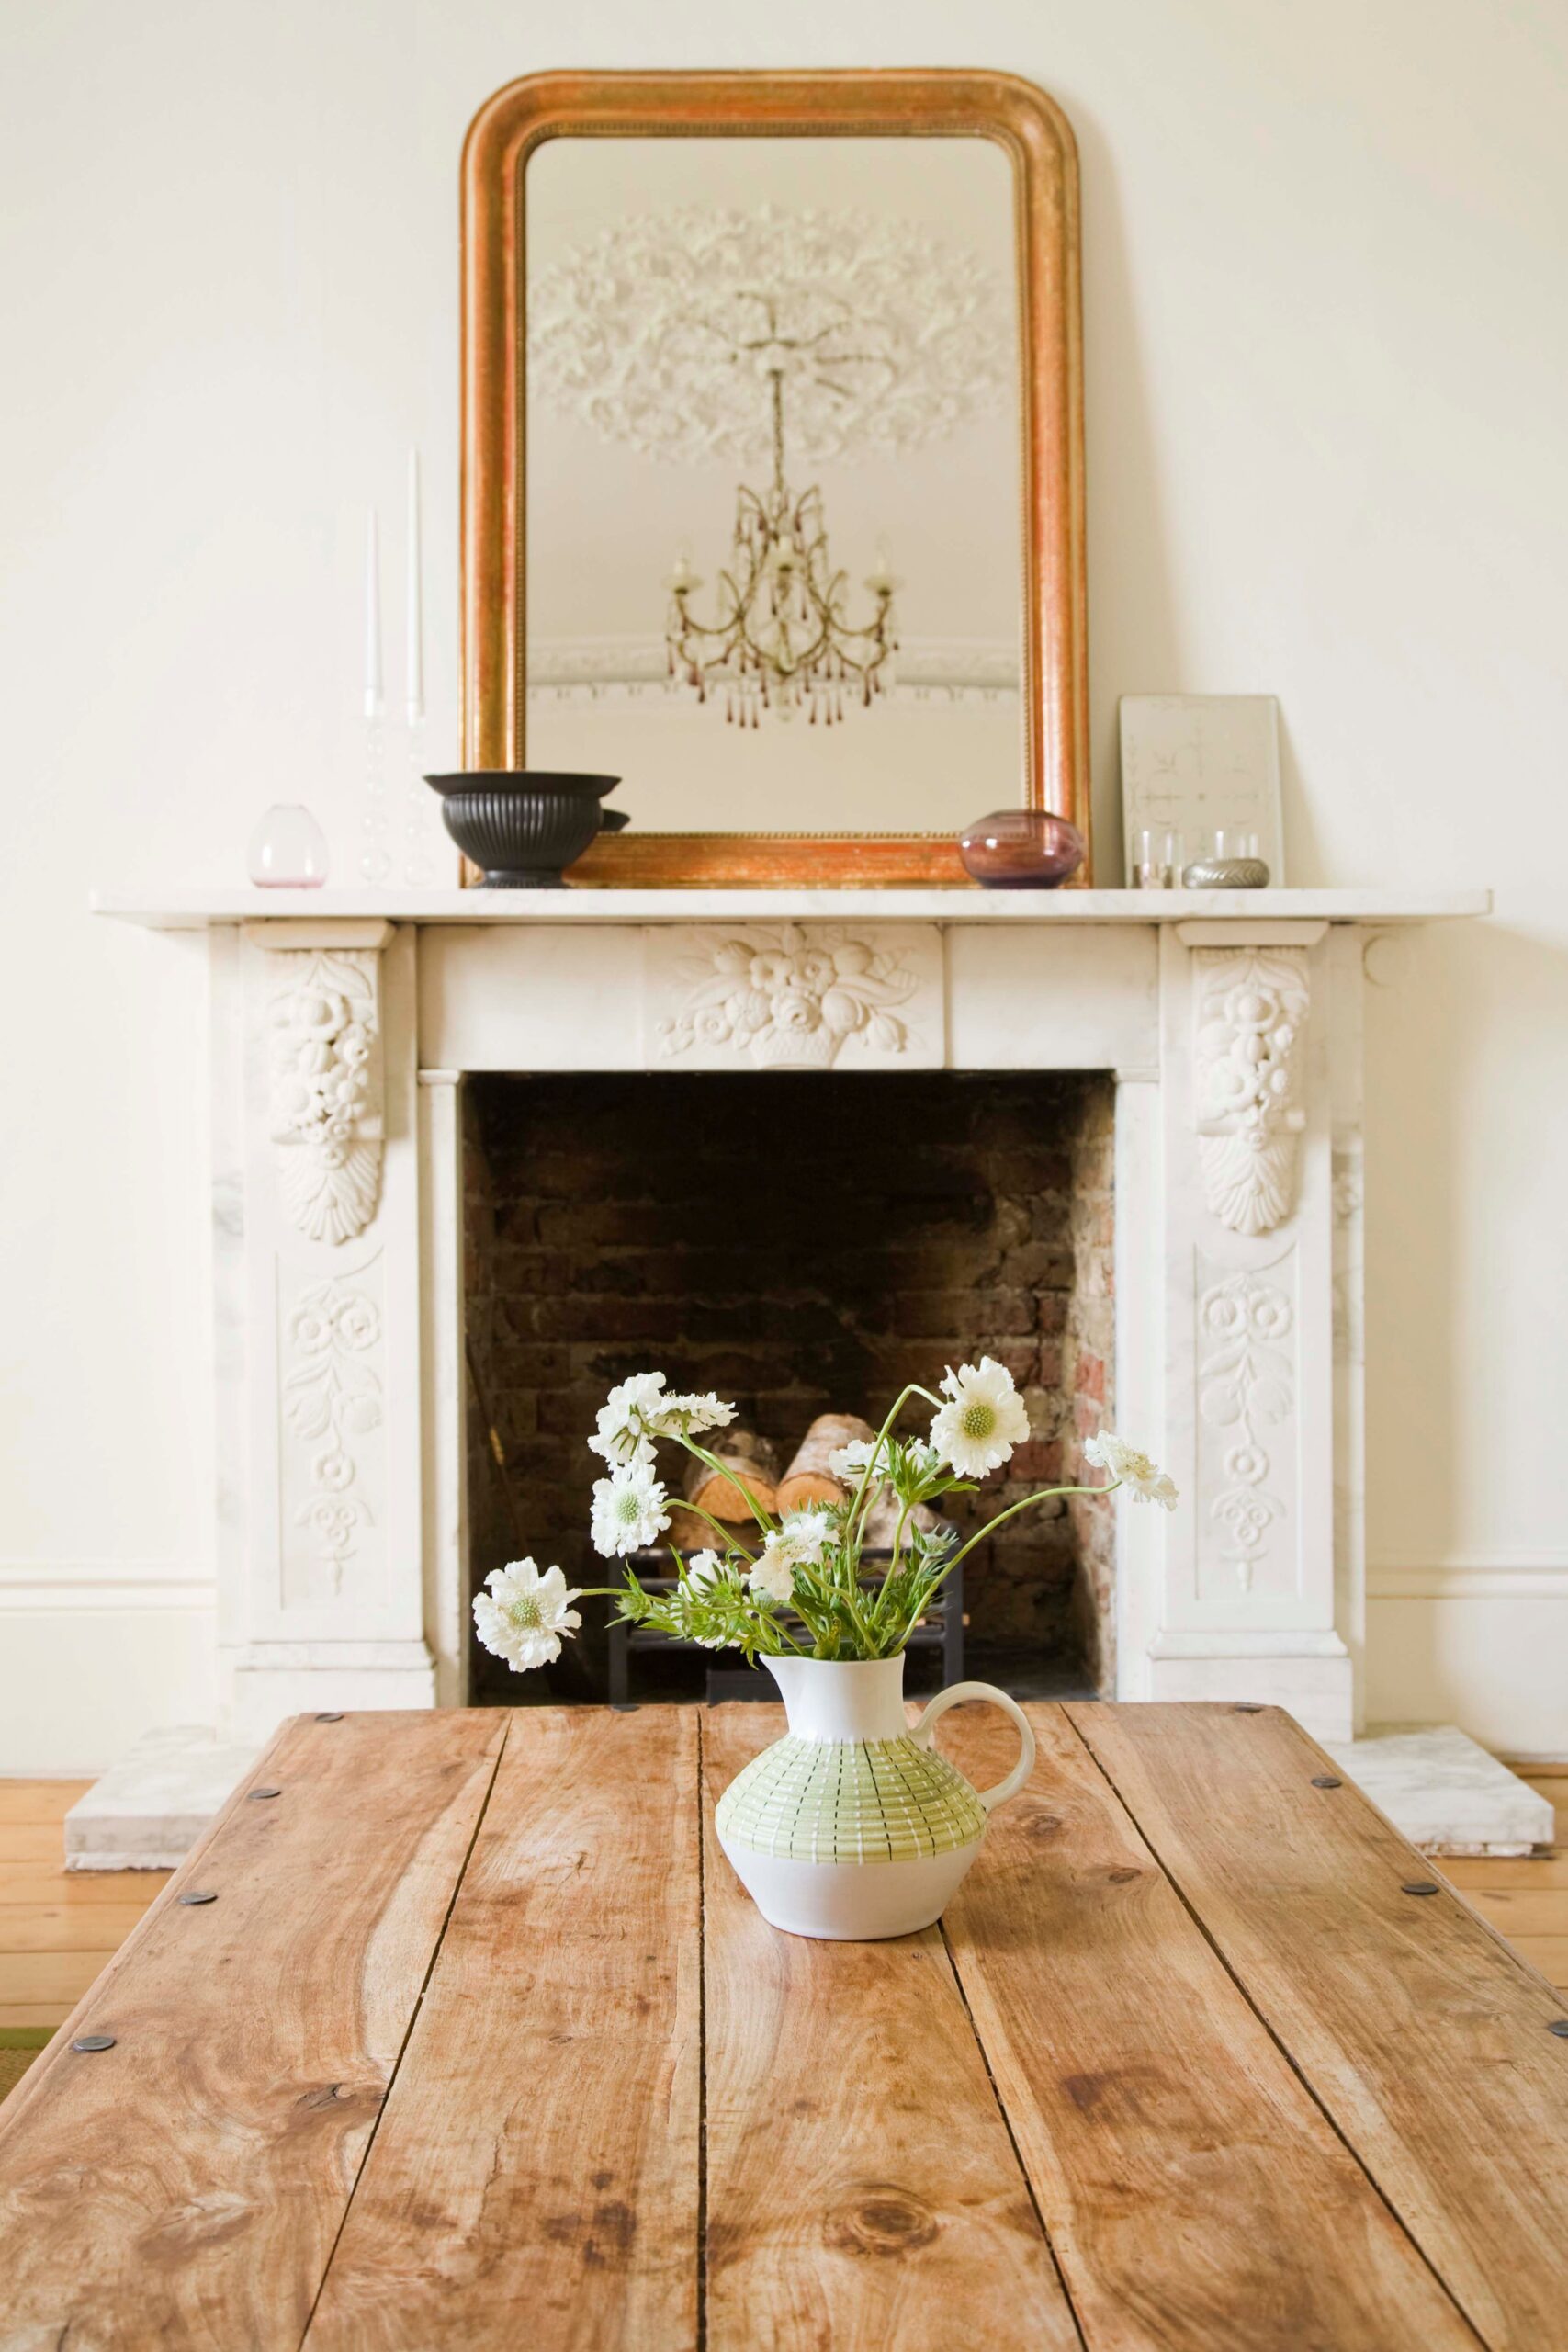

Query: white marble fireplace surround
86 883 1550 1861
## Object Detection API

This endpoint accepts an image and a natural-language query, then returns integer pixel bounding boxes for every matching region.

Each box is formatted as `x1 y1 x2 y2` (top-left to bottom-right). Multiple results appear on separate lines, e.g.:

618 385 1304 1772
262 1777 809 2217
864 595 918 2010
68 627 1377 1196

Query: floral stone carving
283 1278 383 1589
1198 1264 1295 1593
1192 945 1310 1236
655 924 921 1069
267 950 383 1245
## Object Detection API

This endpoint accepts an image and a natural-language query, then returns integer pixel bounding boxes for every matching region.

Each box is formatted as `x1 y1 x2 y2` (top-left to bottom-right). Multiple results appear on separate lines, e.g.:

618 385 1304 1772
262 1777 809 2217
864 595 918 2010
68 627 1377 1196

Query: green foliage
599 1383 1089 1666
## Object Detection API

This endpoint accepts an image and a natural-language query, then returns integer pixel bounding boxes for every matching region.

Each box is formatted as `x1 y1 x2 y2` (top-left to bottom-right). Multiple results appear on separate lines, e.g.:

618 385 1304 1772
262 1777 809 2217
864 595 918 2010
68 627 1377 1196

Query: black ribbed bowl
423 772 622 888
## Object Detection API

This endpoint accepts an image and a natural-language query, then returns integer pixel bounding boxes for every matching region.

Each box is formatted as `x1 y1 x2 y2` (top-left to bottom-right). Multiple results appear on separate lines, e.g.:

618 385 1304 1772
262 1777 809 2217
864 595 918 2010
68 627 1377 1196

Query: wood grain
0 1904 152 1953
1507 1935 1568 1985
0 1949 107 2006
1460 1887 1568 1936
1448 1854 1568 1891
0 1710 505 2351
701 1704 1080 2352
304 1708 703 2352
0 1782 83 1822
0 1824 79 1865
1067 1702 1568 2351
938 1702 1476 2352
0 1868 171 1907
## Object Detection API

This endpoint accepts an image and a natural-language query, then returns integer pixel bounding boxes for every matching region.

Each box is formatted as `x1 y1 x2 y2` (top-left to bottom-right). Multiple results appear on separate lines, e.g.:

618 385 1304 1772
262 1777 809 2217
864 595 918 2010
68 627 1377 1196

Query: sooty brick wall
464 1069 1115 1702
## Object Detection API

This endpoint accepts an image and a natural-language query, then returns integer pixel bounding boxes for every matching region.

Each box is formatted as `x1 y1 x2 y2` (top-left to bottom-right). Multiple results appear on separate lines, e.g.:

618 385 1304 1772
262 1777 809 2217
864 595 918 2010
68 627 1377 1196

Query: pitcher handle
910 1680 1036 1815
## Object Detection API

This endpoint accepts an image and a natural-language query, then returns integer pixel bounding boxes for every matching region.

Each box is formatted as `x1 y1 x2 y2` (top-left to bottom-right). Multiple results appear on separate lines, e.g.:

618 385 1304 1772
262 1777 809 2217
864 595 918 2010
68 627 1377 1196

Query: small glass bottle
247 803 330 888
1134 829 1168 888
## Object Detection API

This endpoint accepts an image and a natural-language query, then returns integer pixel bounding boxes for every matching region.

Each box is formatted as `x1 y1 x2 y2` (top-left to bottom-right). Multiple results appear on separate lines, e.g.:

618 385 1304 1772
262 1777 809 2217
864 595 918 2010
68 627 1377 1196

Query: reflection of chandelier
665 300 898 727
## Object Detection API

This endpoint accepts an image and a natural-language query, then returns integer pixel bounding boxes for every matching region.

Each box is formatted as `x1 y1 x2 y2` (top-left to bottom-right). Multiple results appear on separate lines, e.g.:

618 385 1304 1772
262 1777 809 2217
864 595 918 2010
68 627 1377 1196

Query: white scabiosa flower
930 1357 1032 1476
680 1549 729 1647
588 1372 670 1468
1084 1430 1179 1510
748 1533 800 1605
828 1436 880 1480
779 1509 835 1564
659 1391 738 1437
472 1559 582 1673
590 1463 671 1556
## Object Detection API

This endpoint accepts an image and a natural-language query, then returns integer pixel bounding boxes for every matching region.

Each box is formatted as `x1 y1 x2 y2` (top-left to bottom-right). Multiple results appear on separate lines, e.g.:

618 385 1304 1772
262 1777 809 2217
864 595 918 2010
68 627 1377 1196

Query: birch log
682 1430 780 1521
775 1414 875 1516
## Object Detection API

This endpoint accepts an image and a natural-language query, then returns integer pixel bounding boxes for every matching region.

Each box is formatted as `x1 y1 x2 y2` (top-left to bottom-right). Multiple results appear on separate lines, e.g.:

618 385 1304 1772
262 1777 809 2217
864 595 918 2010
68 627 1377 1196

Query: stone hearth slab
1326 1723 1555 1856
64 1725 261 1871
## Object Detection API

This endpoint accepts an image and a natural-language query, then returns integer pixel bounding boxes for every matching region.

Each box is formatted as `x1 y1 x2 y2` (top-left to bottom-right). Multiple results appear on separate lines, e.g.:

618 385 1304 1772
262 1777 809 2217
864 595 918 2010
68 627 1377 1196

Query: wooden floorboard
304 1709 705 2352
0 1904 152 1954
0 1781 87 1823
936 1703 1474 2352
0 1866 172 1906
0 1711 507 2348
699 1705 1079 2352
1067 1702 1568 2352
0 1948 115 2006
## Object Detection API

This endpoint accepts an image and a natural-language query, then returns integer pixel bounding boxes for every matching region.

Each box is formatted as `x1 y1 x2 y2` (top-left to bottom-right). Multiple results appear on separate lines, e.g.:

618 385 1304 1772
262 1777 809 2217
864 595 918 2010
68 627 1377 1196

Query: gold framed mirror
461 70 1088 885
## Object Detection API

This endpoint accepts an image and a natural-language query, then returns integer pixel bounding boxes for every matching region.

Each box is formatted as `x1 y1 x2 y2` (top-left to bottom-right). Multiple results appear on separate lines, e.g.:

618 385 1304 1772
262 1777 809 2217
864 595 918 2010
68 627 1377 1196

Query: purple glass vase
957 808 1086 889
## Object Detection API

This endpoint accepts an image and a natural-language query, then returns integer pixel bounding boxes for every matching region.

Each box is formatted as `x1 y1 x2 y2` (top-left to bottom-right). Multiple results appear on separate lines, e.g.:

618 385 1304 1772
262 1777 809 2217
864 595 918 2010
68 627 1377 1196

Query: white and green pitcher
715 1653 1035 1941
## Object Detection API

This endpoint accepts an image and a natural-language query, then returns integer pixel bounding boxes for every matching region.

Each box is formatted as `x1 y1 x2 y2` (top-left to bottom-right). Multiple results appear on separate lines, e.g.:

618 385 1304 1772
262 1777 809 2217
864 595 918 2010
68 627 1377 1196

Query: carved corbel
248 923 389 1245
1191 945 1310 1236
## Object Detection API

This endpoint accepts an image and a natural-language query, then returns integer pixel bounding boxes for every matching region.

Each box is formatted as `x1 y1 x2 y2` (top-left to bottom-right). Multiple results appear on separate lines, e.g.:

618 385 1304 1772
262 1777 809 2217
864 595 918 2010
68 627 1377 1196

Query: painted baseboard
1366 1572 1568 1760
1368 1555 1568 1600
0 1585 217 1776
0 1560 217 1611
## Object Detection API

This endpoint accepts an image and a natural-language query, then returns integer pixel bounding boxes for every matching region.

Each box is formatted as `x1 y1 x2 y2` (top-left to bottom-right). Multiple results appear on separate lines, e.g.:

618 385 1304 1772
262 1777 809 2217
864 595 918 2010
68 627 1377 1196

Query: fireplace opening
462 1069 1115 1705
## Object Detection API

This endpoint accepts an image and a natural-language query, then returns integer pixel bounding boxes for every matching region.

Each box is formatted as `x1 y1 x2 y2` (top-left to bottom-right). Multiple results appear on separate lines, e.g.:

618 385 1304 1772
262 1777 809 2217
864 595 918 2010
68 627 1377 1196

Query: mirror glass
524 136 1023 833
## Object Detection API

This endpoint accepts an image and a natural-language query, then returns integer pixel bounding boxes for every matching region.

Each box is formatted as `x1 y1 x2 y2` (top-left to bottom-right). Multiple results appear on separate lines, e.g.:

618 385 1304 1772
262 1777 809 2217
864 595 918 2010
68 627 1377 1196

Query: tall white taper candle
405 448 424 725
363 505 383 719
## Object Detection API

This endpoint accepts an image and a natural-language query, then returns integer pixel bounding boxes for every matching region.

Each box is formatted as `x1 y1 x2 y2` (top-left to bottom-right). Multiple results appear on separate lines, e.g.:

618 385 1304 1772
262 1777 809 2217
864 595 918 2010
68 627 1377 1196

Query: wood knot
825 2181 940 2259
1025 1811 1065 1844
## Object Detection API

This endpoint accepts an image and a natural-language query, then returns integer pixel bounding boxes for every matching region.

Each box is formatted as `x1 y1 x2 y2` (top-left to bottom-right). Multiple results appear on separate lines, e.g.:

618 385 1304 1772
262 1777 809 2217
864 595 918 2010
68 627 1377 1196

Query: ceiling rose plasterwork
527 204 1012 469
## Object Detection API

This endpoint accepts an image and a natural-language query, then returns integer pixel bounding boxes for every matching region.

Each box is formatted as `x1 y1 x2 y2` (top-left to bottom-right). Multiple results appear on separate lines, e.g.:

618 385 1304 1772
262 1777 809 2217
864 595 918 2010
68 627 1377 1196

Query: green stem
843 1384 942 1553
676 1432 774 1535
943 1480 1121 1575
670 1498 759 1562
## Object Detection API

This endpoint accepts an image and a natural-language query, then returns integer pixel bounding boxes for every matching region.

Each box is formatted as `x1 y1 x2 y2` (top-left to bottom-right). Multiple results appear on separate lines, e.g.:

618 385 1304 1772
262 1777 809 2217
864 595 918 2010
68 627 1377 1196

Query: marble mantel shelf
92 885 1490 931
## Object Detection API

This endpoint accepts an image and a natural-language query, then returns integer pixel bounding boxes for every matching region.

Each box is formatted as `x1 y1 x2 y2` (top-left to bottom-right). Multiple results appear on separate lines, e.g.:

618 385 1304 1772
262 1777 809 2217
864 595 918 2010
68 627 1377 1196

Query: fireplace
71 885 1498 1772
461 1068 1116 1703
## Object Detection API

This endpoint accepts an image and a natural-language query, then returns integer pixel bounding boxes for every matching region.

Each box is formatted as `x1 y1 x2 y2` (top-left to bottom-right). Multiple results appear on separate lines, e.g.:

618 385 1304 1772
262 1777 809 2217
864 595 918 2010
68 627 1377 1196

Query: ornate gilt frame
461 69 1089 886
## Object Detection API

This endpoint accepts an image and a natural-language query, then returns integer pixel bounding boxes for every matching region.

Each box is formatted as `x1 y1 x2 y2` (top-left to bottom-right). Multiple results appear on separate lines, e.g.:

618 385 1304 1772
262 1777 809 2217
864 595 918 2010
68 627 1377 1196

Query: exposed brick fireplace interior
463 1069 1116 1705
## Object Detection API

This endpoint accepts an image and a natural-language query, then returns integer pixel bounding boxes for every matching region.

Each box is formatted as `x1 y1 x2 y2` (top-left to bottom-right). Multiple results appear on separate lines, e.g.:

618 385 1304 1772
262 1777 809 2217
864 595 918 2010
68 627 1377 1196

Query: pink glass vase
957 808 1085 889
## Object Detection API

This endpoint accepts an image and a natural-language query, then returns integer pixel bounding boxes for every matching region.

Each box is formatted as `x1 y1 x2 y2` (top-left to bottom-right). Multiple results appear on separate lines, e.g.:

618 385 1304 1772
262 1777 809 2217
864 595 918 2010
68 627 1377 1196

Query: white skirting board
60 1714 1555 1870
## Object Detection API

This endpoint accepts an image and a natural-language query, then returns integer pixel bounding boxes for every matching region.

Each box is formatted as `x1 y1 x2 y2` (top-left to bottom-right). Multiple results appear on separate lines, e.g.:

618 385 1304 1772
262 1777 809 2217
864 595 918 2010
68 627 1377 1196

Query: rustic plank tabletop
1 1702 1565 2350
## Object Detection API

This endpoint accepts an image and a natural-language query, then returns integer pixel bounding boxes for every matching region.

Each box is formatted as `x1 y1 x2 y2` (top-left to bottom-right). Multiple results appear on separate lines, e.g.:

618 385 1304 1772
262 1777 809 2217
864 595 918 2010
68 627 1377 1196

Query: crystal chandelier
665 308 898 727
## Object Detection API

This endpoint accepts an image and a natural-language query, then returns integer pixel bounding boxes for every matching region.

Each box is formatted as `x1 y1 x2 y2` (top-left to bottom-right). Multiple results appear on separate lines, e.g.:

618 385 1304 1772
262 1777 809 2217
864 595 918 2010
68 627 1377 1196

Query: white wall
3 0 1566 1768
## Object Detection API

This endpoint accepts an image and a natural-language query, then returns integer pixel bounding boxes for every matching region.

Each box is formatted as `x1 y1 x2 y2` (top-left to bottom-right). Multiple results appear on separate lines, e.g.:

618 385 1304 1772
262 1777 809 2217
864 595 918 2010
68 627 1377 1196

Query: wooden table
2 1702 1566 2350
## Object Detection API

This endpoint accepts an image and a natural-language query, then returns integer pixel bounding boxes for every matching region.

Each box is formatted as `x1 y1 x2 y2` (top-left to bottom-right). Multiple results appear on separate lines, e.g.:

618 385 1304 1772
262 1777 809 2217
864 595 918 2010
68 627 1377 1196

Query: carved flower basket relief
657 924 919 1069
267 952 383 1244
1193 947 1309 1237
